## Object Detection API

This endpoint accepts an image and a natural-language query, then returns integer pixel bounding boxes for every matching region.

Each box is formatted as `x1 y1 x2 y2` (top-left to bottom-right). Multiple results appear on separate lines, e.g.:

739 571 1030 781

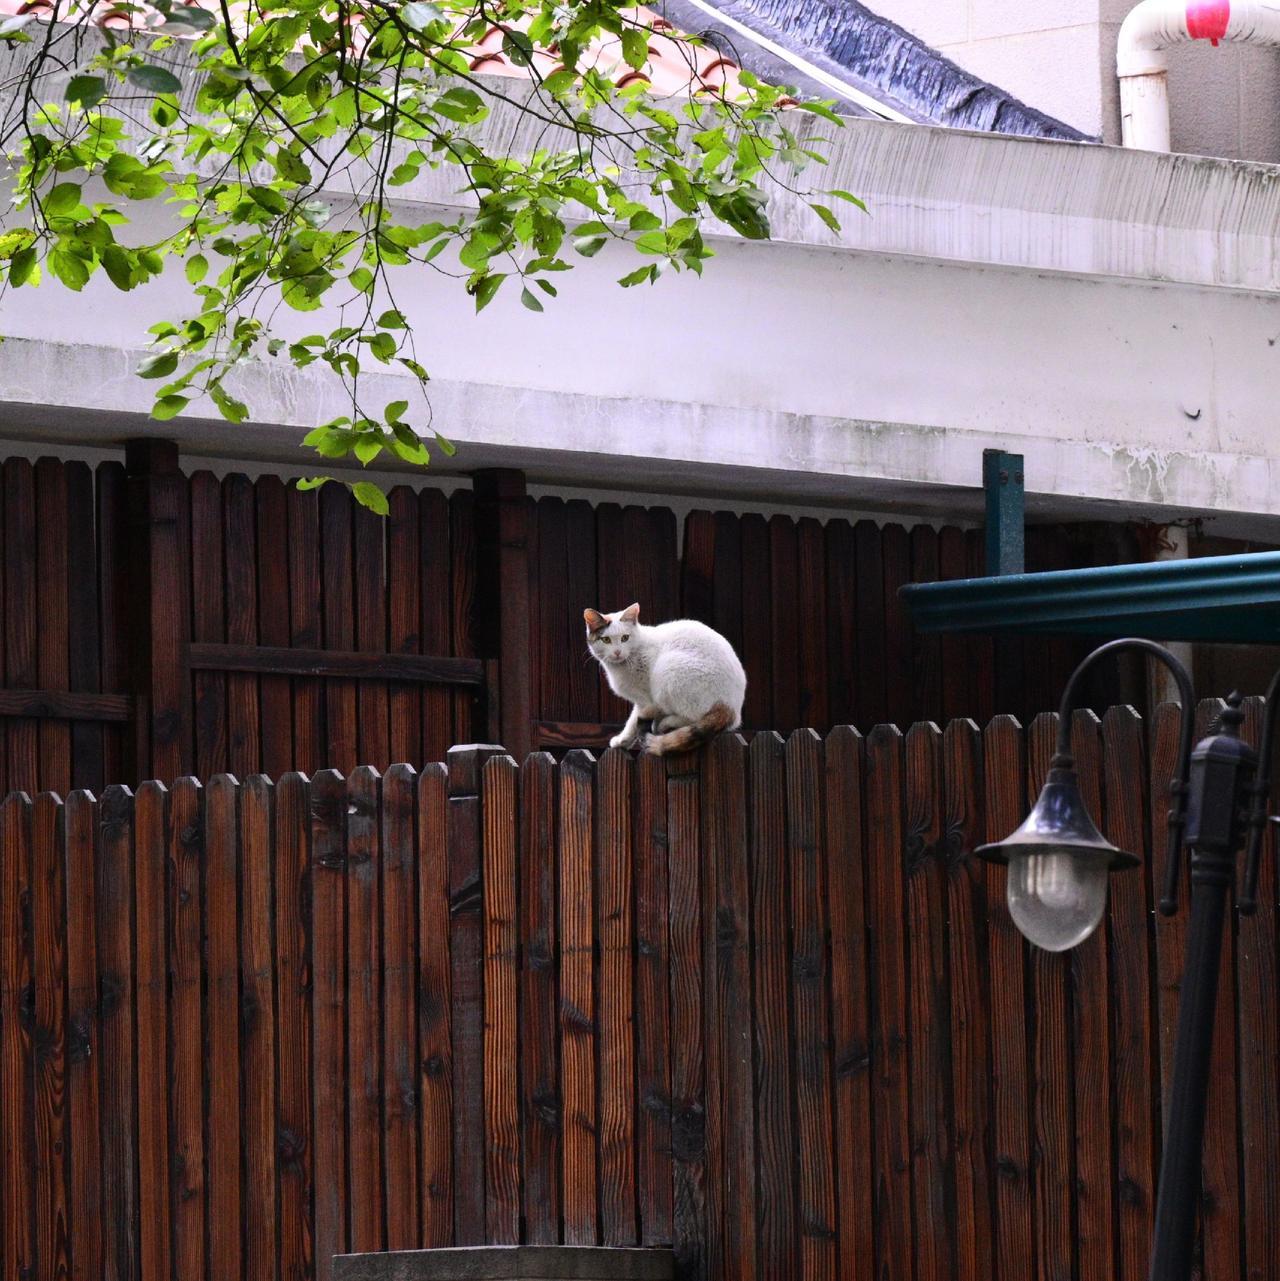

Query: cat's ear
620 602 640 623
583 608 606 632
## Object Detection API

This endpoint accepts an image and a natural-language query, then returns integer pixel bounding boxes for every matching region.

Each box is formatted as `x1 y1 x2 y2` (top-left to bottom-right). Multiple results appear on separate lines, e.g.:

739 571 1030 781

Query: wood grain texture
387 489 424 768
982 716 1034 1281
634 752 673 1247
190 471 228 779
66 461 105 790
597 748 638 1246
255 476 294 779
482 755 521 1244
941 720 994 1281
310 769 348 1281
904 722 952 1281
31 791 71 1281
667 751 706 1280
559 749 599 1247
381 764 420 1251
1101 707 1155 1281
274 772 314 1281
35 458 71 794
346 766 385 1255
865 725 913 1281
167 779 206 1281
748 732 795 1281
65 790 104 1281
786 730 838 1280
417 763 453 1247
97 786 139 1281
704 734 755 1281
204 776 242 1281
824 726 874 1281
133 783 171 1281
240 775 280 1281
286 485 324 775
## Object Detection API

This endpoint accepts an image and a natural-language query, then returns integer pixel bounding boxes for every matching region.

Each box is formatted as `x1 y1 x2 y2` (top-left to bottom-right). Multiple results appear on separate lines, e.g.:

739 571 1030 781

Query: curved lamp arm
1240 664 1280 915
1052 638 1195 915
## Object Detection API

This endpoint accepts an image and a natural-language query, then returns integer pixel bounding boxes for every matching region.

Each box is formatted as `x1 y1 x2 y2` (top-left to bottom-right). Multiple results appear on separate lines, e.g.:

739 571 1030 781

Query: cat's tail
644 703 736 757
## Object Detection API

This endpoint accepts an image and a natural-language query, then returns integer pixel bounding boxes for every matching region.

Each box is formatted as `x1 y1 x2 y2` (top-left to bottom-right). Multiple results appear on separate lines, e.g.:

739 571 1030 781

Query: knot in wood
670 1101 706 1163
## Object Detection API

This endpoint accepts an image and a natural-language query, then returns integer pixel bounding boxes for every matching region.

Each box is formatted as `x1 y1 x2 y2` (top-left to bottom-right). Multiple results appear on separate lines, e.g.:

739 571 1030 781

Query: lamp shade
976 766 1140 951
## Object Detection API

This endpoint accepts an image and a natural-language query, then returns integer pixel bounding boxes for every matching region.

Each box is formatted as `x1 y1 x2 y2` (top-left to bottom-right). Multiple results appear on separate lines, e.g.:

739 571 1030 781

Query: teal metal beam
900 550 1280 645
983 448 1024 576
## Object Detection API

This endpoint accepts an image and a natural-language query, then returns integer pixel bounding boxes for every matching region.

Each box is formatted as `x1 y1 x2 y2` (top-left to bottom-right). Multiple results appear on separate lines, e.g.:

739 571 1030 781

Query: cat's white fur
584 603 746 755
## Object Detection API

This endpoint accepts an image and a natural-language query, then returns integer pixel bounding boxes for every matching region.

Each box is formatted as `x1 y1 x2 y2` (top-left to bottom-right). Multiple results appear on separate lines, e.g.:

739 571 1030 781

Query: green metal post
983 448 1025 576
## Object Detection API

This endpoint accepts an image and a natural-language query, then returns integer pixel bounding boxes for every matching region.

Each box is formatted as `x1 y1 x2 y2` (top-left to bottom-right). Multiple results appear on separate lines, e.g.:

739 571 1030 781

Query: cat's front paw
608 733 630 749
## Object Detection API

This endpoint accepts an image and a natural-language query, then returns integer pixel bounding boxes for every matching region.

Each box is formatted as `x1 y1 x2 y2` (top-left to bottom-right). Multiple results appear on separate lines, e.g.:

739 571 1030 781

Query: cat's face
584 604 640 666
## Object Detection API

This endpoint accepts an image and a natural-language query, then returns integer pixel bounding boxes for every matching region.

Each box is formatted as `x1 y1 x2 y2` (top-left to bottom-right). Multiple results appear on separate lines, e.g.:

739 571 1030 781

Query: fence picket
483 755 521 1244
560 749 599 1247
519 753 561 1244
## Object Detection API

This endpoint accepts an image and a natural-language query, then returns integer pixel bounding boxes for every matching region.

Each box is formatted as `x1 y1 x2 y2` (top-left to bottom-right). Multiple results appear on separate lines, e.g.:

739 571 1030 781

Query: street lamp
976 637 1275 1281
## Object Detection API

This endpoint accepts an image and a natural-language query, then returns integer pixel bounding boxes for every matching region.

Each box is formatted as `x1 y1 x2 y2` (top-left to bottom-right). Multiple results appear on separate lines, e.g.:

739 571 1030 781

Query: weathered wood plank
65 790 104 1281
941 720 994 1281
482 755 521 1244
32 791 71 1281
35 458 72 793
824 726 874 1281
387 489 424 768
560 749 599 1247
598 748 637 1246
1101 706 1155 1281
224 475 262 777
705 734 755 1281
382 764 420 1252
982 715 1034 1279
749 732 794 1281
134 783 172 1281
286 485 324 775
67 460 106 790
310 769 348 1281
205 776 242 1281
417 763 453 1247
634 752 673 1247
905 722 952 1281
240 775 279 1281
346 766 385 1255
865 725 913 1279
255 476 294 779
275 772 314 1281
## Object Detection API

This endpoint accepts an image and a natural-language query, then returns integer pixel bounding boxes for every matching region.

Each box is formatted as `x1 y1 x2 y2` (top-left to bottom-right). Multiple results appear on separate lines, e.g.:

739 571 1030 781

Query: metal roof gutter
900 551 1280 644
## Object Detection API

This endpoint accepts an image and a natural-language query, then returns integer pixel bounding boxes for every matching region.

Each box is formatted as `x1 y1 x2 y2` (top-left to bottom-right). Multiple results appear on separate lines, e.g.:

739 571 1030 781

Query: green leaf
137 352 179 379
186 253 208 284
295 476 330 492
377 309 407 330
434 432 456 458
435 86 485 123
369 332 396 362
621 28 649 71
102 246 134 290
151 394 190 421
210 383 248 423
352 481 389 516
520 286 544 313
471 272 505 312
353 437 382 465
66 75 107 109
384 400 409 423
401 1 443 30
826 188 868 213
9 247 36 287
248 186 288 215
48 247 90 290
809 202 840 234
502 29 534 67
128 64 183 96
162 6 214 30
44 183 82 217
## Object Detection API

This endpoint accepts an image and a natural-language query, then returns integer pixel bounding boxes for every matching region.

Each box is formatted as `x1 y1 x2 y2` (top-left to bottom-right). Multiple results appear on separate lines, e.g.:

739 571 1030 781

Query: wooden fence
0 451 1142 799
3 700 1277 1281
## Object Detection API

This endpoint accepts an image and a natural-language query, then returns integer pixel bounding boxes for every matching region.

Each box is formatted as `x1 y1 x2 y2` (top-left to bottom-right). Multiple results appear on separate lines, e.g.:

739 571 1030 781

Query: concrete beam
332 1247 673 1281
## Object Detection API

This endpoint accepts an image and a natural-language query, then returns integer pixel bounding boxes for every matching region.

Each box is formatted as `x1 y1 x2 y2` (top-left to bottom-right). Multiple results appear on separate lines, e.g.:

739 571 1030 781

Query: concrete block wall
870 0 1280 161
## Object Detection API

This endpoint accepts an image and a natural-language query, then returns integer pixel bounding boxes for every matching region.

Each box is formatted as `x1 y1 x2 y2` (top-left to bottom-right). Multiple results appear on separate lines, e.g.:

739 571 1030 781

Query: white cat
583 602 747 756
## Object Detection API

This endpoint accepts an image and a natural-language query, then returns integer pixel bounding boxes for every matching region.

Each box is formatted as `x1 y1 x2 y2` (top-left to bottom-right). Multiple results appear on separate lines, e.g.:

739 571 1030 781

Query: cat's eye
620 635 630 642
602 636 612 644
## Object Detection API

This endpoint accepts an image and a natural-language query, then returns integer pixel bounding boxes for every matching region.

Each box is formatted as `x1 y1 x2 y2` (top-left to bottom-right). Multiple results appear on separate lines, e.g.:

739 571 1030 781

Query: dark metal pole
1146 859 1232 1281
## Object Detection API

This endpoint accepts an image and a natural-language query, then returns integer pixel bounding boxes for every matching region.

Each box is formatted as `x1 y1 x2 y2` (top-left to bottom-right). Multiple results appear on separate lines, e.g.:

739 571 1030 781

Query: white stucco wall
871 0 1280 161
1 59 1279 540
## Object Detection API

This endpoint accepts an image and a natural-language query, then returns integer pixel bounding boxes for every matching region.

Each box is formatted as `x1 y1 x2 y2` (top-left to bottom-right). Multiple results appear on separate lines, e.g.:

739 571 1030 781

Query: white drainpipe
1117 0 1280 150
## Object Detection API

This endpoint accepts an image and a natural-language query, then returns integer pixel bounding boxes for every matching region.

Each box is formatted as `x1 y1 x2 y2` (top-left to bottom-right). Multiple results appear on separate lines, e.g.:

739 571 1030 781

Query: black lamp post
976 637 1277 1281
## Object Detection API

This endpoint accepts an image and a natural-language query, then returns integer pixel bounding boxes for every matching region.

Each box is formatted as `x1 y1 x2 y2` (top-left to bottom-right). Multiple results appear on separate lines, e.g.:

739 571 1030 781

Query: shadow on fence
1 702 1277 1281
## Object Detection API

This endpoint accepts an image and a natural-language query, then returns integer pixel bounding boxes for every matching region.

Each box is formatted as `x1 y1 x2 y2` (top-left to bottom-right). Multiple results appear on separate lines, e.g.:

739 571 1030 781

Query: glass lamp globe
976 765 1139 952
1006 848 1109 952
